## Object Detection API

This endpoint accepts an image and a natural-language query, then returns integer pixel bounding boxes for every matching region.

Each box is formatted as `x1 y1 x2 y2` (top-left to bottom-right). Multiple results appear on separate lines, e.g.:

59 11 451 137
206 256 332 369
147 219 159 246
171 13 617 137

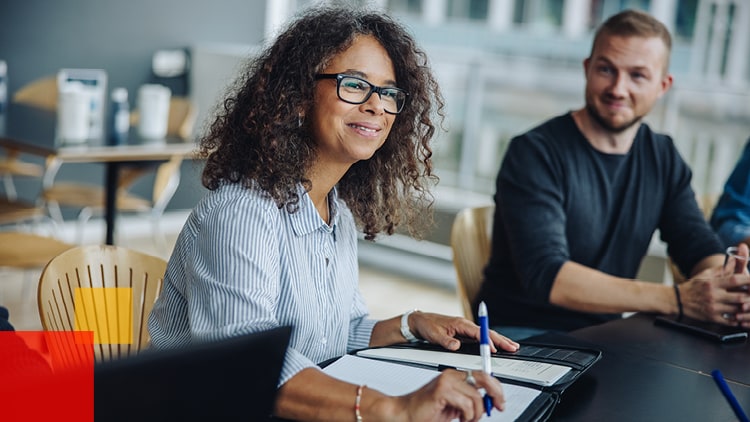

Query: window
513 0 563 33
674 0 698 40
387 0 422 16
446 0 489 21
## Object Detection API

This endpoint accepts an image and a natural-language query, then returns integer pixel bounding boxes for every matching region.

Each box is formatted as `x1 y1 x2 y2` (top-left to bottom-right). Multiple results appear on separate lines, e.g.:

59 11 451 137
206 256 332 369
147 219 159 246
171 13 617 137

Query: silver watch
400 309 420 343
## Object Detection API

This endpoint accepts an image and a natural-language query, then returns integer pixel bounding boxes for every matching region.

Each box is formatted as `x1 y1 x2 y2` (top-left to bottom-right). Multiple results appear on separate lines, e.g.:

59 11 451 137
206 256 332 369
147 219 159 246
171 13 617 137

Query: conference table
531 313 750 421
1 105 198 245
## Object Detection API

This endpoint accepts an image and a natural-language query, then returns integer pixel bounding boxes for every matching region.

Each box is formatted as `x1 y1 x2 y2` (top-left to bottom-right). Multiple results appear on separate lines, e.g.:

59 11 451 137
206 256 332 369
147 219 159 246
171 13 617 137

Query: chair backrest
450 205 494 321
151 155 184 208
0 199 46 225
166 96 198 140
11 76 58 112
1 141 46 206
0 146 48 226
0 232 74 269
37 245 167 362
0 147 45 179
113 154 183 208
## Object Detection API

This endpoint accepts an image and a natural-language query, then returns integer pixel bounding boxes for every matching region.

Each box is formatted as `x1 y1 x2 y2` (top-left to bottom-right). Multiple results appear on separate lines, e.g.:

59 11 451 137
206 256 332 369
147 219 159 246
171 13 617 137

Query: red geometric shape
0 331 93 421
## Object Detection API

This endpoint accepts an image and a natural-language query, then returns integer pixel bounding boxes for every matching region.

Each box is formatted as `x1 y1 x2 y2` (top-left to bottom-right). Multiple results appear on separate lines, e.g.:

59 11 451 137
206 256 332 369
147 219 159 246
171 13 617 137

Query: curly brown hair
199 6 445 241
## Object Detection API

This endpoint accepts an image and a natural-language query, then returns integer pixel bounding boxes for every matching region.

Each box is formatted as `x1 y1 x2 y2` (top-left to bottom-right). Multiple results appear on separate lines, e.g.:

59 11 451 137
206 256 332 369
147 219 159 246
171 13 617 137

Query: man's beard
585 102 641 134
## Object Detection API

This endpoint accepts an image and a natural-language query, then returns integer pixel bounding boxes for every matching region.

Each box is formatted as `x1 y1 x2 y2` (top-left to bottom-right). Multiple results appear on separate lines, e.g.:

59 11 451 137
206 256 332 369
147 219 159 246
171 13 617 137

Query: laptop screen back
95 326 291 421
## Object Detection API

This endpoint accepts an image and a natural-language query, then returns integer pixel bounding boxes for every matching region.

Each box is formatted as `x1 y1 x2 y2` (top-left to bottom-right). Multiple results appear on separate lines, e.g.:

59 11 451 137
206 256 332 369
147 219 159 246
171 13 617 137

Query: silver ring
465 370 476 386
722 312 734 320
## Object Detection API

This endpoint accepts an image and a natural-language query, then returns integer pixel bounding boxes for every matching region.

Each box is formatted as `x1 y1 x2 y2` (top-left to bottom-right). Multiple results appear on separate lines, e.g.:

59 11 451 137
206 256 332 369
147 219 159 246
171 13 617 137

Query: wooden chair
1 145 45 198
0 144 48 227
0 231 74 303
0 199 45 226
6 76 55 227
43 154 185 248
37 244 166 362
0 232 74 269
450 205 494 321
11 75 58 112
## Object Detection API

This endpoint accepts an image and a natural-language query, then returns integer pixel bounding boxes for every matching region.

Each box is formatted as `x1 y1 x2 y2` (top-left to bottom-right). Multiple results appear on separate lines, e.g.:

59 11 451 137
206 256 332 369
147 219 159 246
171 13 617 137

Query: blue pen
479 301 493 416
711 369 750 422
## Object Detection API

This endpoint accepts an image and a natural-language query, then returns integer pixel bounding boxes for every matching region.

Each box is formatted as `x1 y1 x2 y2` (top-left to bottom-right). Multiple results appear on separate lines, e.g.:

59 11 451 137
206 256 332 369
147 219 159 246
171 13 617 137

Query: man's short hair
591 9 672 70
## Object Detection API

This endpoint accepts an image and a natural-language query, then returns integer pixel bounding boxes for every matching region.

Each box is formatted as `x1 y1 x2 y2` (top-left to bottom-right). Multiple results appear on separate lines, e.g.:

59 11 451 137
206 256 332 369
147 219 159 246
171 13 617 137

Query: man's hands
682 243 750 327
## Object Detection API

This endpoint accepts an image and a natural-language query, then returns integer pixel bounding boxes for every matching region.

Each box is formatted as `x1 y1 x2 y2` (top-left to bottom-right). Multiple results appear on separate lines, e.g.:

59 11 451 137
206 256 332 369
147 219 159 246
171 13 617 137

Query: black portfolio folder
323 341 601 422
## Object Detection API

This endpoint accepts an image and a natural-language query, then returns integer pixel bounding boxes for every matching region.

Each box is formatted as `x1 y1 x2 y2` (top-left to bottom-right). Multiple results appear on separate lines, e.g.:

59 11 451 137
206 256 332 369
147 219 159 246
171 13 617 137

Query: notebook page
357 347 570 386
324 354 541 421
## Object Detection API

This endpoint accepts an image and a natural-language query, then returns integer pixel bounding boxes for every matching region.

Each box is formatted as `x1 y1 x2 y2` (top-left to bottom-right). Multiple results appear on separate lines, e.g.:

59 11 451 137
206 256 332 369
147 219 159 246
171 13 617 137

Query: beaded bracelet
355 384 366 422
673 284 683 319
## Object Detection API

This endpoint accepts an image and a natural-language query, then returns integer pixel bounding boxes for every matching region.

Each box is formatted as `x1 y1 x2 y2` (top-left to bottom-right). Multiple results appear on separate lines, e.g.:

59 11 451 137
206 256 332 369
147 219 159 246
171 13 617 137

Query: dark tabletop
530 314 750 421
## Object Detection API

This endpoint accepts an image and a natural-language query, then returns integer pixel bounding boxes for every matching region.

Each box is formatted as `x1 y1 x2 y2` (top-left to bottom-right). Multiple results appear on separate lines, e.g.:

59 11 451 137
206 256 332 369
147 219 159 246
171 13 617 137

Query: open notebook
323 341 601 422
325 354 544 421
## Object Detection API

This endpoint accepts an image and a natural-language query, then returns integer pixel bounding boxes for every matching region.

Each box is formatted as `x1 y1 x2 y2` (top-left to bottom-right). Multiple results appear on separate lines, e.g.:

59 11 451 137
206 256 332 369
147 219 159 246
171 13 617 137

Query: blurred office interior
1 0 749 287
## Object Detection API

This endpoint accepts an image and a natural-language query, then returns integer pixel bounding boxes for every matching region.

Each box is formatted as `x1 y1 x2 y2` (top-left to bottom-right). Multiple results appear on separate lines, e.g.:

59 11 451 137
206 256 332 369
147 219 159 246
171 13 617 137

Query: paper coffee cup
57 82 90 144
137 84 171 139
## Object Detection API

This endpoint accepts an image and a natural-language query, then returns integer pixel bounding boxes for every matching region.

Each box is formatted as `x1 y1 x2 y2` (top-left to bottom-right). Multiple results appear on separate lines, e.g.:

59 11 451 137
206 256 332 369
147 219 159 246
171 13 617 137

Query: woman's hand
276 367 503 422
410 311 519 353
393 368 505 422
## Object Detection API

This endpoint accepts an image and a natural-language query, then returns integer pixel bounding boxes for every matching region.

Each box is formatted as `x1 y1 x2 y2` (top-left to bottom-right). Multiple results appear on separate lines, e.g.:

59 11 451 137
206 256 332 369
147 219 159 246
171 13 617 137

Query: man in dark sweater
477 9 750 339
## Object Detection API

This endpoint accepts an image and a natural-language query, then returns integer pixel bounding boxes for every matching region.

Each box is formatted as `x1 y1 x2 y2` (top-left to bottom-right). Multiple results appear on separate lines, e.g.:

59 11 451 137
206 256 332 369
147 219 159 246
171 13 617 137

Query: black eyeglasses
315 73 408 115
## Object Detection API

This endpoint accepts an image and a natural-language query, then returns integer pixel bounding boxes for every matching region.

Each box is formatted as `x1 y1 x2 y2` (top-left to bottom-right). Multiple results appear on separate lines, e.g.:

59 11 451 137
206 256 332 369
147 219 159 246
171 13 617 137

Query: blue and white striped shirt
148 182 376 384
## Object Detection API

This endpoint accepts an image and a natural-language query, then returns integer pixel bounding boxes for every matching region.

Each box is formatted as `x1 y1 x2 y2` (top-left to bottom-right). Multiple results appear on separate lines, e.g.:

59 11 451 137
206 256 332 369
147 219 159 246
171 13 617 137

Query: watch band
400 309 420 343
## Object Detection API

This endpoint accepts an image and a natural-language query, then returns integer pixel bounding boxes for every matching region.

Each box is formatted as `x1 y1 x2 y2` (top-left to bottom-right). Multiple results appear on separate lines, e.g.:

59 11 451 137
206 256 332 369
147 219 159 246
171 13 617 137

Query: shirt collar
289 184 339 237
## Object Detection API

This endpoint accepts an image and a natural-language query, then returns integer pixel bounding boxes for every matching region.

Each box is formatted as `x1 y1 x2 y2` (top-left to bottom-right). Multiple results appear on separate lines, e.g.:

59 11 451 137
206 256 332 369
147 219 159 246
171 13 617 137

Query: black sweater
477 113 723 331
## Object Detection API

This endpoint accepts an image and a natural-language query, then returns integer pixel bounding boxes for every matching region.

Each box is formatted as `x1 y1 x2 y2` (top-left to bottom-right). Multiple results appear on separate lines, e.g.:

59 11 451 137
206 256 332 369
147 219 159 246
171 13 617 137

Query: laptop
95 326 291 421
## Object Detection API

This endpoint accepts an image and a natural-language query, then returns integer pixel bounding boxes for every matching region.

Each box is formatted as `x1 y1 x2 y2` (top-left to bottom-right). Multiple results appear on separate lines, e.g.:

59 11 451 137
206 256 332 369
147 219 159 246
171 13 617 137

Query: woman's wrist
400 309 421 342
361 388 403 421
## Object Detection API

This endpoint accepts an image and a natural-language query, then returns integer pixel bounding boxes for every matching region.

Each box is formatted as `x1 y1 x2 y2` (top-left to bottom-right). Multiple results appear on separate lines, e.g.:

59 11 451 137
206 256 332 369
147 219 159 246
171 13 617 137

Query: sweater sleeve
658 138 724 276
497 134 570 300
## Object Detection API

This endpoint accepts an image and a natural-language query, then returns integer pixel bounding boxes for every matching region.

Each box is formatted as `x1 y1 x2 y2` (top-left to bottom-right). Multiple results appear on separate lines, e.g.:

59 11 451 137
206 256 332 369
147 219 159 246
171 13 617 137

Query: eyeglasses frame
314 73 408 115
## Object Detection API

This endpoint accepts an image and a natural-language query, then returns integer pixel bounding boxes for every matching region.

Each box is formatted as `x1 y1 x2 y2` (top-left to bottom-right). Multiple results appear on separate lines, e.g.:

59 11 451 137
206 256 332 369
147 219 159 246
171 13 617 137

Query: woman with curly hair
148 6 518 421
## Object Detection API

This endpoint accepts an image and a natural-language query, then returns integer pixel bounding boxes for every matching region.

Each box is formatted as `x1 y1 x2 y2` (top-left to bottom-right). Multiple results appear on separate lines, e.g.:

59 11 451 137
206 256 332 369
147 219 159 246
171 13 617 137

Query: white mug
137 84 171 139
57 82 90 144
